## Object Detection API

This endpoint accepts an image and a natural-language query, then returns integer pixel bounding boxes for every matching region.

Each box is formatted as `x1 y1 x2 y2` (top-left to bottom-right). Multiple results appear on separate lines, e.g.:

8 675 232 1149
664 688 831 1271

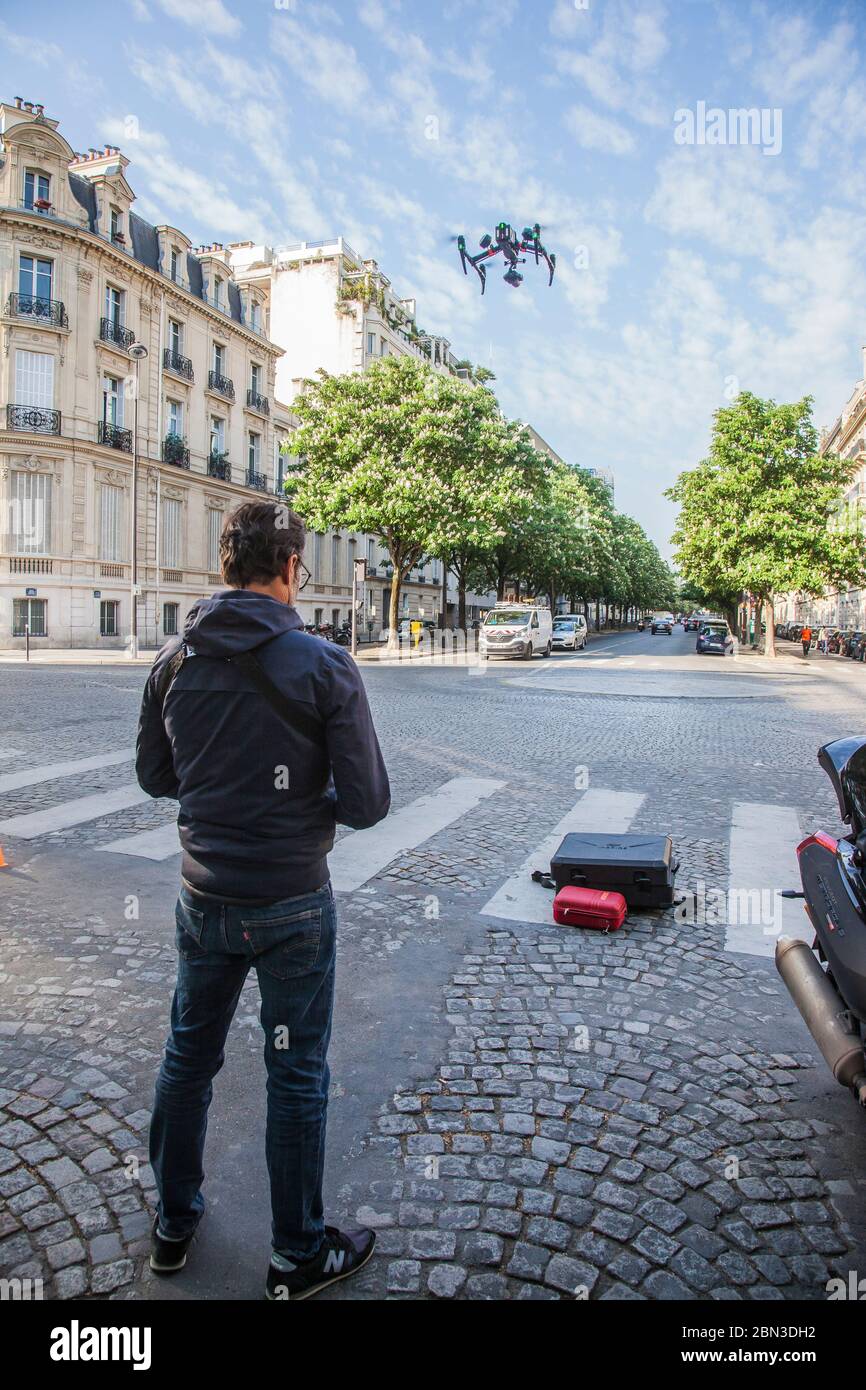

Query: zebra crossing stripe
0 748 135 795
97 820 180 861
725 801 810 958
480 788 646 924
0 784 150 838
329 776 505 892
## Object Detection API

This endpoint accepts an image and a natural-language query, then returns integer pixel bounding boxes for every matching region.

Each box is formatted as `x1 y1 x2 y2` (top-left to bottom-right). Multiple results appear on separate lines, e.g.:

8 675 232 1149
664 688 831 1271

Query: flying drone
455 222 556 295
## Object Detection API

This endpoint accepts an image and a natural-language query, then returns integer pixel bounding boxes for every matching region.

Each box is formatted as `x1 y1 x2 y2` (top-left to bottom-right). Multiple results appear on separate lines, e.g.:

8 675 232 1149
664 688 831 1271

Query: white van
479 602 553 660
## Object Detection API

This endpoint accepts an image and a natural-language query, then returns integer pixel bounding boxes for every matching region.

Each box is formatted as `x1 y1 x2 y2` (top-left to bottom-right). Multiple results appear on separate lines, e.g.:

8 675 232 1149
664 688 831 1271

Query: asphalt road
2 626 866 1302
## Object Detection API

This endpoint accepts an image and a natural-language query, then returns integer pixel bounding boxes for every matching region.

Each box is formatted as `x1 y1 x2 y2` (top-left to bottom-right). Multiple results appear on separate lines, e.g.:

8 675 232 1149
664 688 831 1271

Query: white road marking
725 802 809 957
0 748 24 762
97 820 180 861
330 776 505 892
480 788 646 924
0 748 135 794
0 784 150 838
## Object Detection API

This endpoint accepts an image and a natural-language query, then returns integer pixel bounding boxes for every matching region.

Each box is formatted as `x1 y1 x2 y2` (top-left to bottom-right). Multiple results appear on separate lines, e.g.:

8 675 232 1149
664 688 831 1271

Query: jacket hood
183 589 303 658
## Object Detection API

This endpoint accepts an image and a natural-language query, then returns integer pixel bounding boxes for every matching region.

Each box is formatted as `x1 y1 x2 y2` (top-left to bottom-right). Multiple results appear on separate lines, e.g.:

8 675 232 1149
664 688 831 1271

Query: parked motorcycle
776 737 866 1107
334 623 351 647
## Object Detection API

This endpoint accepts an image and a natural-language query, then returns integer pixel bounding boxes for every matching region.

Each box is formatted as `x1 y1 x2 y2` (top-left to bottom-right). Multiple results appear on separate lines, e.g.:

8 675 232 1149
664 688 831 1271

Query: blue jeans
149 882 336 1260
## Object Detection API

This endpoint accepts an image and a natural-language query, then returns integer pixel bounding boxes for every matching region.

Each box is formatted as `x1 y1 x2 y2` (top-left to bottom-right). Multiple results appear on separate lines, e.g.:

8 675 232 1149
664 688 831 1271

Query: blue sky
2 0 864 555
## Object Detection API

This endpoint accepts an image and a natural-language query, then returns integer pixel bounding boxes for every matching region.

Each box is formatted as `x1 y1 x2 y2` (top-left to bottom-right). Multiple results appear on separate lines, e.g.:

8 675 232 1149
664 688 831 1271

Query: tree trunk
458 578 467 633
763 596 776 658
595 598 600 630
389 570 401 647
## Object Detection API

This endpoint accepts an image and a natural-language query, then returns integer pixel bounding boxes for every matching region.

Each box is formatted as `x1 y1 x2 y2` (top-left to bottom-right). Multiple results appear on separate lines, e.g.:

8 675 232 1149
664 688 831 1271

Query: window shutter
99 484 123 561
10 470 51 554
15 350 54 408
161 497 181 568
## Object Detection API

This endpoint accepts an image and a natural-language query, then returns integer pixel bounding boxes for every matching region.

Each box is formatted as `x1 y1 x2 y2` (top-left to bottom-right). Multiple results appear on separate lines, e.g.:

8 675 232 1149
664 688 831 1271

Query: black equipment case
550 833 677 909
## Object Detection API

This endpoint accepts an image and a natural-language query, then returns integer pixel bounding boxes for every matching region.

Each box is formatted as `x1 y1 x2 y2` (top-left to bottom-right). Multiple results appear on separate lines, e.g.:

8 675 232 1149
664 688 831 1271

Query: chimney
14 97 22 109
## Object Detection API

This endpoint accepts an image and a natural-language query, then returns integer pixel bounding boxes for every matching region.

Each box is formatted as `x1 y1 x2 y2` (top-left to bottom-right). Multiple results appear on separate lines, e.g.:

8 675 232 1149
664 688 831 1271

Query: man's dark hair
220 500 305 588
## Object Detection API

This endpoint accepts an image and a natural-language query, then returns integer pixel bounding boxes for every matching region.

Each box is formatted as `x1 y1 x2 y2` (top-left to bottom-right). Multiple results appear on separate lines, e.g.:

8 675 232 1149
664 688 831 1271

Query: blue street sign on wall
25 587 37 597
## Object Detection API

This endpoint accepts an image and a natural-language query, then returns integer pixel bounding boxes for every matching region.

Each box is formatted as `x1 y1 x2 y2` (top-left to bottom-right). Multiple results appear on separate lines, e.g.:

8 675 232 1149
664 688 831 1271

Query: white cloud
565 104 636 155
153 0 241 38
270 18 373 115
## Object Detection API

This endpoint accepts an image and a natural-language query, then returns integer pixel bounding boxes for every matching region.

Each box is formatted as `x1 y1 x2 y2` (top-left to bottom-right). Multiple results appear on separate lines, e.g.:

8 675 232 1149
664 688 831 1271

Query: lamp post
128 343 149 659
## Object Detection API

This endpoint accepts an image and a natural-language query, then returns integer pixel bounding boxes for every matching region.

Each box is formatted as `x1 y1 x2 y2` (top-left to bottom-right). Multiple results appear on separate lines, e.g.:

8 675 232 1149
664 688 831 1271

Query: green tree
667 392 866 656
287 357 540 640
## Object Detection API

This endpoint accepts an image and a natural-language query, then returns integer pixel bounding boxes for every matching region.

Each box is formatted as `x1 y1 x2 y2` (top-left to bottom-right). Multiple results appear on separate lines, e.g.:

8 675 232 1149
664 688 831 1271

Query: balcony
6 404 61 435
162 434 190 468
6 292 68 328
208 452 231 481
163 348 194 381
208 370 235 401
100 317 135 351
246 469 267 491
246 389 270 415
98 421 132 452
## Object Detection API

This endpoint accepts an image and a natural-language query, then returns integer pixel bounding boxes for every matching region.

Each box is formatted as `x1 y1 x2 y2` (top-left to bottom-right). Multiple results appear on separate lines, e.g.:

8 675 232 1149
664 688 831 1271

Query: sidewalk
0 647 156 665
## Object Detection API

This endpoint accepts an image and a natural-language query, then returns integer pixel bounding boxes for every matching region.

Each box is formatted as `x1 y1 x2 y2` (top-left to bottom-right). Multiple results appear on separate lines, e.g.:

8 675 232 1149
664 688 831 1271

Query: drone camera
503 268 523 287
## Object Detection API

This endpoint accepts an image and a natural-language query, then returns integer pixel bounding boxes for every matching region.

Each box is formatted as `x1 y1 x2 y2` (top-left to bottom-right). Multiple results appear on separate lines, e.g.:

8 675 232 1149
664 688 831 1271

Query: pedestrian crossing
0 746 820 958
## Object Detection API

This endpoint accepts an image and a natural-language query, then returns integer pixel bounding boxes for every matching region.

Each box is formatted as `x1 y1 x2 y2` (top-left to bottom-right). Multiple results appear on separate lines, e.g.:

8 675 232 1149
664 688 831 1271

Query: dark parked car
849 631 866 660
651 615 673 635
696 621 734 656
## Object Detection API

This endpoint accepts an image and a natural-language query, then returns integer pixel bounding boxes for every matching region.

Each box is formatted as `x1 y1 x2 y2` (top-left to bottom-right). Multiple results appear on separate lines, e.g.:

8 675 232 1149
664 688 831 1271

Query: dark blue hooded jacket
136 588 391 901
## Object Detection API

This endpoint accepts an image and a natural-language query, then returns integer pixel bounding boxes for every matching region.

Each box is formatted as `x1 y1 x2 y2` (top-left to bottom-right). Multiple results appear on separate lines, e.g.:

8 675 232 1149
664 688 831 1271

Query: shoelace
322 1226 354 1257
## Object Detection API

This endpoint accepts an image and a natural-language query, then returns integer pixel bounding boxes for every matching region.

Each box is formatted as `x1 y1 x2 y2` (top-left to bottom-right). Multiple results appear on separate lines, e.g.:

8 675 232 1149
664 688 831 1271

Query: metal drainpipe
155 292 165 643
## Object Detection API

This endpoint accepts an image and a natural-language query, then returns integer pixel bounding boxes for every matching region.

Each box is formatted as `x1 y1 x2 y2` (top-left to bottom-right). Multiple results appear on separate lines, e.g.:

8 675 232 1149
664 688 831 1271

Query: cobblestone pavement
2 631 866 1300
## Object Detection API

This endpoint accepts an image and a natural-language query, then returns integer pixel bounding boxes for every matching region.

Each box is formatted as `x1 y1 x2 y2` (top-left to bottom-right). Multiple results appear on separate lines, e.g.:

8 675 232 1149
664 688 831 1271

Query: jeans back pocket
245 908 323 981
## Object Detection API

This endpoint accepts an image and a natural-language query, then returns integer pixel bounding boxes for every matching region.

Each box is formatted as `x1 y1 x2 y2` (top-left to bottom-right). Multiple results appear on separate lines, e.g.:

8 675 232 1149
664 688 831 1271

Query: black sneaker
266 1225 376 1300
149 1219 197 1274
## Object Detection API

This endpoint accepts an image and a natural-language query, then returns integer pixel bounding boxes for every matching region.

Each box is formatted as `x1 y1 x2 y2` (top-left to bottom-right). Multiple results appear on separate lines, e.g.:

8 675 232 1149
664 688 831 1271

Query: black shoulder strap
228 650 325 747
156 638 326 749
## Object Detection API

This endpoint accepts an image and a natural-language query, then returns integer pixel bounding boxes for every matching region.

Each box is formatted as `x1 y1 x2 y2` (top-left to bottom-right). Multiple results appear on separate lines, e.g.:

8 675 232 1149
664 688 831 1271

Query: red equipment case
552 885 628 932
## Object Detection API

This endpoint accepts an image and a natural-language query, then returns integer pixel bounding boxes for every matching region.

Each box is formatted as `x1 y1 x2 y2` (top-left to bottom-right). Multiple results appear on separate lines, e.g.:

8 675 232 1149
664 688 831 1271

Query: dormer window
169 248 179 282
249 298 261 331
24 170 51 211
213 275 223 310
110 208 125 245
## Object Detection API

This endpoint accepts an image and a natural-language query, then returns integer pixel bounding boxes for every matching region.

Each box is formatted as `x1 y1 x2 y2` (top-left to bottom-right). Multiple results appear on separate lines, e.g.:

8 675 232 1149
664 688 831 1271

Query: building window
13 597 46 637
167 399 184 437
213 343 225 376
210 416 225 455
248 432 261 470
213 276 223 309
250 362 261 395
249 299 261 331
18 254 53 302
105 285 123 328
313 531 322 580
367 332 375 357
161 497 182 568
367 538 375 569
100 600 119 636
207 508 222 573
99 483 123 562
332 609 340 629
380 338 387 356
23 170 50 209
168 319 183 355
314 608 323 626
169 248 179 282
110 207 123 242
163 602 179 636
331 534 340 582
103 375 124 427
15 349 54 408
9 470 51 555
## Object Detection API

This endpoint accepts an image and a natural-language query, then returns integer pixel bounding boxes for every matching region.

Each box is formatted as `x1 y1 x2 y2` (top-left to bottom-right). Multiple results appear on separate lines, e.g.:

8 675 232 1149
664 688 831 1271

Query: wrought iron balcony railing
246 469 267 491
163 348 194 381
208 370 235 401
6 292 68 328
98 420 133 452
100 317 135 350
246 389 270 415
162 435 190 468
208 452 231 481
6 404 61 434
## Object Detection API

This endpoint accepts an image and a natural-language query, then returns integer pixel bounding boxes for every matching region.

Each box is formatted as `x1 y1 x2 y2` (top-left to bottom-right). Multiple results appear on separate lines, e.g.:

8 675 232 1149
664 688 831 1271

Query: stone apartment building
0 97 287 649
779 349 866 632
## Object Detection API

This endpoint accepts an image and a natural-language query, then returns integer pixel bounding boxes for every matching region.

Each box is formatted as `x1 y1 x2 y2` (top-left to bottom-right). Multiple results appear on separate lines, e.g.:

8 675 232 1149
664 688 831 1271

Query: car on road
683 612 707 631
479 602 553 660
650 614 674 635
551 614 588 651
696 621 734 655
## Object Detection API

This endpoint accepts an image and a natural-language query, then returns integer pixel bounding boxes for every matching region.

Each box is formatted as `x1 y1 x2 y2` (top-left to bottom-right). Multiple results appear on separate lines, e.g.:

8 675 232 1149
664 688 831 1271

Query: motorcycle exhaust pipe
775 936 866 1104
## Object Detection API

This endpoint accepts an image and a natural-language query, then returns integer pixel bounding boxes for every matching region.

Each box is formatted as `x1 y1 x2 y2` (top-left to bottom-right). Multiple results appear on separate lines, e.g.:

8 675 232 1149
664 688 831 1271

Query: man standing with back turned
136 499 390 1300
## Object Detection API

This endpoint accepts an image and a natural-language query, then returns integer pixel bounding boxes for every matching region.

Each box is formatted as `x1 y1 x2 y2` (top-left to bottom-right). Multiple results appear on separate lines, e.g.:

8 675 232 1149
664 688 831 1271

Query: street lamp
128 343 149 660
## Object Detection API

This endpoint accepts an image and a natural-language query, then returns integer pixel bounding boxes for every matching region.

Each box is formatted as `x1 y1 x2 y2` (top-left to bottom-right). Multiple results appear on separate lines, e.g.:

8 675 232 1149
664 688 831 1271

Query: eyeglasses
296 558 311 591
